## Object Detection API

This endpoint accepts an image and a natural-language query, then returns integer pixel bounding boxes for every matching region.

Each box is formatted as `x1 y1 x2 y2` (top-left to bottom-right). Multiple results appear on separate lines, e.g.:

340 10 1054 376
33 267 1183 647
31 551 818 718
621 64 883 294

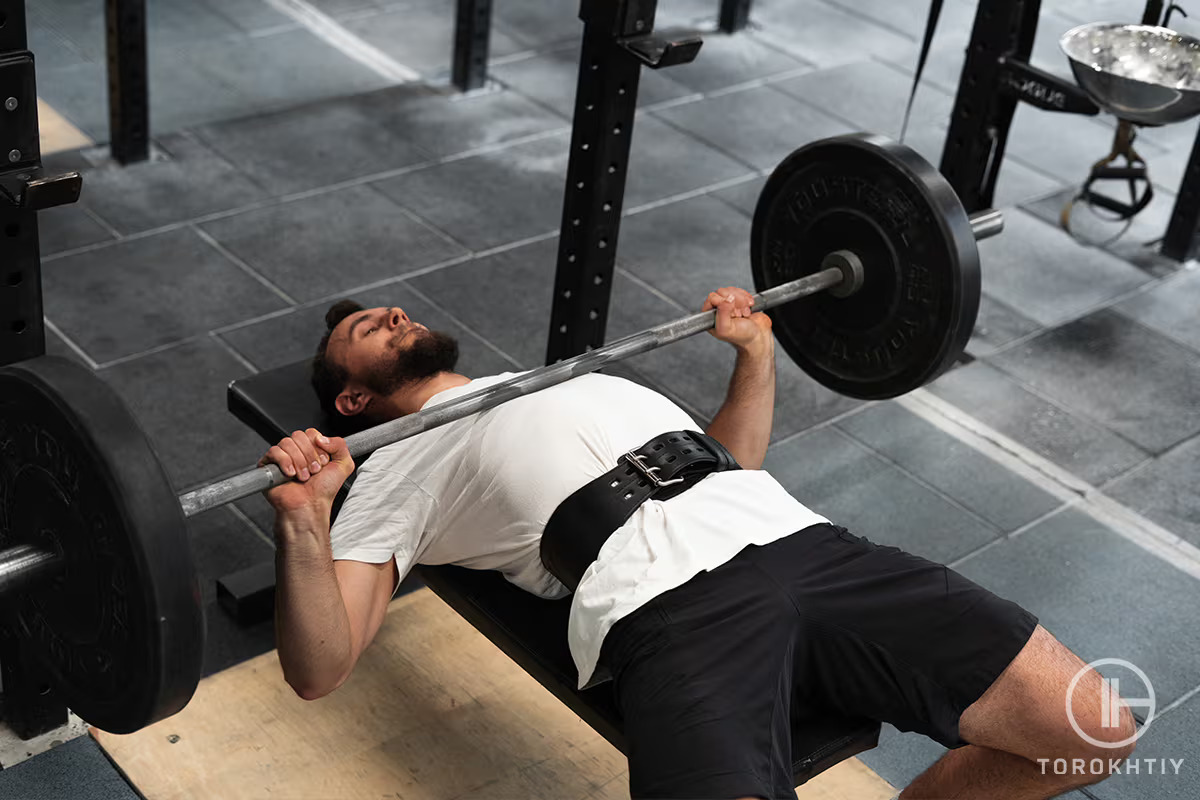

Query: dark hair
311 300 364 417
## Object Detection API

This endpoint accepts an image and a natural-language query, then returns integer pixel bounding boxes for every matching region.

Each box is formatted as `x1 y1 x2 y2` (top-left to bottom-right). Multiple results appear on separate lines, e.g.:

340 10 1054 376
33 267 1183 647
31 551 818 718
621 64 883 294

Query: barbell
0 133 1000 734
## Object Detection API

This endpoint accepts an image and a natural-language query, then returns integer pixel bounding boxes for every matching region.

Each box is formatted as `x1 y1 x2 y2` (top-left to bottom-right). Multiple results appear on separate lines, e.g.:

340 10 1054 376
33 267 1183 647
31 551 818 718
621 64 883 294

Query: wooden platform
38 99 91 155
94 588 896 800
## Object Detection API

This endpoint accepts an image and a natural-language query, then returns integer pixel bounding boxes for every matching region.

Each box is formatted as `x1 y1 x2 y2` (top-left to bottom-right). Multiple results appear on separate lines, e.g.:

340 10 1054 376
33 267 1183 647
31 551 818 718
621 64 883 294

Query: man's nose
387 308 407 328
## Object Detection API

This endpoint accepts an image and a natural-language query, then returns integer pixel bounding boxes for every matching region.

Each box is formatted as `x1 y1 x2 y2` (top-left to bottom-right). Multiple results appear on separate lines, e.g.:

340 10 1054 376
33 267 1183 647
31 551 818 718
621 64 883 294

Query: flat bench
226 359 881 786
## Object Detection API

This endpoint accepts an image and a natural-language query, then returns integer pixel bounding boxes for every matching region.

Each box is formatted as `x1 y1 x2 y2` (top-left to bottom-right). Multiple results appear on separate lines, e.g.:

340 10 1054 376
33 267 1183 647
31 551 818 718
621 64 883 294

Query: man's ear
335 385 370 417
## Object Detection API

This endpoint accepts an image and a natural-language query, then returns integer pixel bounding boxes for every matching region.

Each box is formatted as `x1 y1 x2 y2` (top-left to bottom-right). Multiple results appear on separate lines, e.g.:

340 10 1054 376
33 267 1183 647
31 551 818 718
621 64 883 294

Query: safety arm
273 506 354 700
705 333 776 470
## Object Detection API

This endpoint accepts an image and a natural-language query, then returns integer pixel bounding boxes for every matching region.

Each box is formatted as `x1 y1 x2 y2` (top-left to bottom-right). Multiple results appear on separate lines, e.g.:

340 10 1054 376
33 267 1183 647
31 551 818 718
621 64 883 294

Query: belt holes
666 456 677 463
610 479 620 488
653 444 662 451
669 436 678 443
624 491 634 500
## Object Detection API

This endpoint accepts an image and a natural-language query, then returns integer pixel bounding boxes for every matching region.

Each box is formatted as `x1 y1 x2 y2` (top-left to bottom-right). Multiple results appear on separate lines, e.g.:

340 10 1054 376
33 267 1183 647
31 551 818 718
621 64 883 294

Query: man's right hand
259 429 356 515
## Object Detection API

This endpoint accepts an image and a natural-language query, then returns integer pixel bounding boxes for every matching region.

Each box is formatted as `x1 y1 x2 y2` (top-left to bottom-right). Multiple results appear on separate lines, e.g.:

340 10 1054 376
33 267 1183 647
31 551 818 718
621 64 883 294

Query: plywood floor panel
94 587 894 800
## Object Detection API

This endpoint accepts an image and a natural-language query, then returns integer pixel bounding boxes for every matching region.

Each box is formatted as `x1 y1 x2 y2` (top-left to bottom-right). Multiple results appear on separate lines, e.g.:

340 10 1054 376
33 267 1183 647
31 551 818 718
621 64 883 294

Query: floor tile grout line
973 355 1169 460
42 316 100 370
209 331 262 376
43 124 576 265
226 501 277 550
623 171 764 217
362 182 477 253
96 334 215 371
898 389 1200 581
741 27 823 68
828 426 1010 538
1112 302 1200 359
211 305 300 337
1157 680 1200 718
259 0 422 83
190 224 300 307
43 65 865 267
813 0 919 42
1094 452 1161 494
81 205 124 241
641 103 762 175
768 401 878 450
697 64 821 101
613 267 691 314
947 503 1074 571
398 283 526 371
244 22 306 40
486 76 575 123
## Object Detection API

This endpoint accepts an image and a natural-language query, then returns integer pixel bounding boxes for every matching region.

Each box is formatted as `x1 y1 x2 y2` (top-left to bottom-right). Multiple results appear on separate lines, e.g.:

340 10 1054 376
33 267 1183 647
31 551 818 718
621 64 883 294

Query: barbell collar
969 209 1003 241
0 543 63 598
178 265 848 518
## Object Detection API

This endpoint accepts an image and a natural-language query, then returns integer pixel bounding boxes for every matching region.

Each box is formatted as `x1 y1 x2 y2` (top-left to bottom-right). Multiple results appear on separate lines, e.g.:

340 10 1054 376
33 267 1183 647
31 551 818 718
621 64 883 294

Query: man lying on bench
257 286 1135 800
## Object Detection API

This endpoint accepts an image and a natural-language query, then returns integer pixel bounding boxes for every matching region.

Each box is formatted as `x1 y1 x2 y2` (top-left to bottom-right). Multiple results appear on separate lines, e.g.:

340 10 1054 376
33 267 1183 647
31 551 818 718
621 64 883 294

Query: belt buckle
622 450 685 489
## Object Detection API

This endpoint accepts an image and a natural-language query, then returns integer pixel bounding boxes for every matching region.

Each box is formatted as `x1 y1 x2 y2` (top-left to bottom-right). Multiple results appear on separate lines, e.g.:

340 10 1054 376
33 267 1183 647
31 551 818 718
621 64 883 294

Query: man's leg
902 625 1137 800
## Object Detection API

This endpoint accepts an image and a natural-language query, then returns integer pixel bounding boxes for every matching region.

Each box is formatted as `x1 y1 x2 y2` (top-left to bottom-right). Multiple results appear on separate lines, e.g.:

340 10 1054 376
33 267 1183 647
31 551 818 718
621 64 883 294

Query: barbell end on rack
969 209 1004 241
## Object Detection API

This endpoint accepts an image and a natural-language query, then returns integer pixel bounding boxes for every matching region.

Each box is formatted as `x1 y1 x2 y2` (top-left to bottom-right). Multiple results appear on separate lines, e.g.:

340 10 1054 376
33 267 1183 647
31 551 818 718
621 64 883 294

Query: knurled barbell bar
0 133 1000 735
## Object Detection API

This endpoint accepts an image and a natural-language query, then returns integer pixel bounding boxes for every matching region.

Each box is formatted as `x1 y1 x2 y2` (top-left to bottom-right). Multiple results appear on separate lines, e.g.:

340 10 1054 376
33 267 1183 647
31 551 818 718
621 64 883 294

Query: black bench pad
227 360 881 785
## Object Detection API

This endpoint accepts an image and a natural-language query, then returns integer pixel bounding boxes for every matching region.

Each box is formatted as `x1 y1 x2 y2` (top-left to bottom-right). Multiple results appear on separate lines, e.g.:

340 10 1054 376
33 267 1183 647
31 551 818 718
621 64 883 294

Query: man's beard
363 329 460 397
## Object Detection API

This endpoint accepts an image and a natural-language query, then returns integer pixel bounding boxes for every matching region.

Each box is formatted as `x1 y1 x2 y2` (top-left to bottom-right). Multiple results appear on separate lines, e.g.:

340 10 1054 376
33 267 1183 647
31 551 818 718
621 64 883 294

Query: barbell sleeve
969 209 1004 241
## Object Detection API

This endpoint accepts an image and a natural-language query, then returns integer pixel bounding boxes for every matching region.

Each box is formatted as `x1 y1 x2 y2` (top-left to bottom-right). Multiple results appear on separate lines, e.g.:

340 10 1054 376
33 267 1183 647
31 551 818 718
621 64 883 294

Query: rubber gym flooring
5 0 1200 797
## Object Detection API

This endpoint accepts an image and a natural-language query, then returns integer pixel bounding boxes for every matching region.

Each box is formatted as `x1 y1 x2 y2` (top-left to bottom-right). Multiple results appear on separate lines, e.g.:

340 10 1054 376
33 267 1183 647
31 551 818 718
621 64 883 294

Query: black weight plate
751 133 981 399
0 356 203 733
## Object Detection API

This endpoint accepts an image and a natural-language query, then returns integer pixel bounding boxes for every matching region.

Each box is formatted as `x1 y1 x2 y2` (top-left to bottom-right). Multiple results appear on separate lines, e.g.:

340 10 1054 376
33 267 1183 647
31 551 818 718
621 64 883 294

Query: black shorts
599 523 1039 800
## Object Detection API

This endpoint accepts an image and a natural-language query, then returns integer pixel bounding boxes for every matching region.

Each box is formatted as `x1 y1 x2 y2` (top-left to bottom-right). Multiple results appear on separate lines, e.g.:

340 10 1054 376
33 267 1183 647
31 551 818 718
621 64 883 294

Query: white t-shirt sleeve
330 464 435 582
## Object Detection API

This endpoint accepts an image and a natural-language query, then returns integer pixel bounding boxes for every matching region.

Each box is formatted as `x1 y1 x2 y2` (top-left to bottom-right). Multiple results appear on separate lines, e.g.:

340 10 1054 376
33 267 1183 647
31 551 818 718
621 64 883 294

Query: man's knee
1039 661 1139 785
961 627 1139 777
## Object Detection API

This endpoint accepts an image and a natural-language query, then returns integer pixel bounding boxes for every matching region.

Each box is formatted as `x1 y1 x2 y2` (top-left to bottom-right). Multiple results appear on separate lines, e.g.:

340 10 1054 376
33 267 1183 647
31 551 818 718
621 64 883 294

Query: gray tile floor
17 0 1200 796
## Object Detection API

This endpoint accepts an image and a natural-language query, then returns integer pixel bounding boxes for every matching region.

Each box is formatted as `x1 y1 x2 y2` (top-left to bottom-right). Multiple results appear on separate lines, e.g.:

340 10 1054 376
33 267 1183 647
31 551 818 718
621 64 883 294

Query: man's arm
274 507 354 699
702 287 775 470
261 430 394 700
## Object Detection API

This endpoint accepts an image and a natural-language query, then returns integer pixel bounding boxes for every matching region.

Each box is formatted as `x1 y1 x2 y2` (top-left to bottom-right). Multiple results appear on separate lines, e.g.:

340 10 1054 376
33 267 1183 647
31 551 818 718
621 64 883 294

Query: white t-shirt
329 372 827 688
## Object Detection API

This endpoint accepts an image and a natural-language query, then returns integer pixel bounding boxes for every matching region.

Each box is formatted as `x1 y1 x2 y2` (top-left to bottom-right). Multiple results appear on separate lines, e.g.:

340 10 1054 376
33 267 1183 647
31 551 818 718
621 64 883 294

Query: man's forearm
705 334 775 469
274 509 353 699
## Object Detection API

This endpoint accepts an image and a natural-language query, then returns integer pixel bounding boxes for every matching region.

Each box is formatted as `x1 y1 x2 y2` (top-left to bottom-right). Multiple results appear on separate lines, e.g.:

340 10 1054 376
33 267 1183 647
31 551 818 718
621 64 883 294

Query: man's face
330 306 459 400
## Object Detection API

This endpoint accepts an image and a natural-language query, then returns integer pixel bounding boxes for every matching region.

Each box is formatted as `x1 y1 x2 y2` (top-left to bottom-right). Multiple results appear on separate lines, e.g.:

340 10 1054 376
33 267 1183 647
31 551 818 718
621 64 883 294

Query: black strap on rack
900 0 944 142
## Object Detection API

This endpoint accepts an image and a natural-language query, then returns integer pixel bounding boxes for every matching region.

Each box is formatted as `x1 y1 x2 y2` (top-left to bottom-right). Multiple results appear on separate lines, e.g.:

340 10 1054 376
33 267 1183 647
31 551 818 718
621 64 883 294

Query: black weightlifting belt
540 430 740 592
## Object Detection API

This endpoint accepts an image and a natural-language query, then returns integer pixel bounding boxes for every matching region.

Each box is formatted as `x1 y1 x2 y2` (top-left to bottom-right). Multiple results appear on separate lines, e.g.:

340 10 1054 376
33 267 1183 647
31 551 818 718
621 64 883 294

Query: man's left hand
702 286 772 352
